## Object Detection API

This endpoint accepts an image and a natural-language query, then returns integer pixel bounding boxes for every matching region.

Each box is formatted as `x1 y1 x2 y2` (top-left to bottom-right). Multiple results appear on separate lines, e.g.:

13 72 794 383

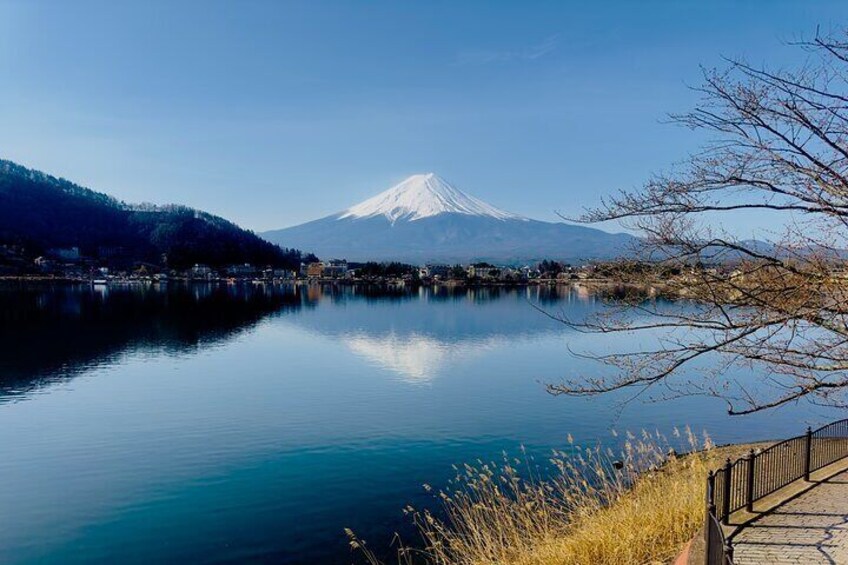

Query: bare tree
550 29 848 414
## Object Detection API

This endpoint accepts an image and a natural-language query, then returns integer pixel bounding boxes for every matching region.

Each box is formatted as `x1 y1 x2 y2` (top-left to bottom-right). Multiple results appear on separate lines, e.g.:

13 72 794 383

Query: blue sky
2 1 847 234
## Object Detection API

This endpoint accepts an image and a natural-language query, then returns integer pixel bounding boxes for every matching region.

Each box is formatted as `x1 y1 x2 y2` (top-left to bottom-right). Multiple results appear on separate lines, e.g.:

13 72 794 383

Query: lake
0 283 837 564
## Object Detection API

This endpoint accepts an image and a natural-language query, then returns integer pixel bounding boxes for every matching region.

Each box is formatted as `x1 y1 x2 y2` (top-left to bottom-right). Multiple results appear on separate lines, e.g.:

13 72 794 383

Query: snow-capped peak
338 173 524 223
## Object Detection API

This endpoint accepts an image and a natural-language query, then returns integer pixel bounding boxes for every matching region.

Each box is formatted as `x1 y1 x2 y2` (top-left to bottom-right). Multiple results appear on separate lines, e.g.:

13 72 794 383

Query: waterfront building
226 264 257 278
323 259 348 278
305 262 324 278
191 264 214 279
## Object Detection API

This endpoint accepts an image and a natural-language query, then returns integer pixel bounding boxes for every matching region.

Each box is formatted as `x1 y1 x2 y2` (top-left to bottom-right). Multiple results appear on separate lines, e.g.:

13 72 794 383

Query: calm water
0 283 838 564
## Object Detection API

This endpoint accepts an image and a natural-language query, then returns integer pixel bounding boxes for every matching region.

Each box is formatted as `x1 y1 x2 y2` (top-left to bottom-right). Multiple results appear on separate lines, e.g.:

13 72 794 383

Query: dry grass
348 428 747 565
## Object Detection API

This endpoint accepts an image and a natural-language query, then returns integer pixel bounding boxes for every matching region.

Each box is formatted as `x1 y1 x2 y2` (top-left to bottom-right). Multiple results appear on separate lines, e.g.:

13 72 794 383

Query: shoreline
0 275 662 288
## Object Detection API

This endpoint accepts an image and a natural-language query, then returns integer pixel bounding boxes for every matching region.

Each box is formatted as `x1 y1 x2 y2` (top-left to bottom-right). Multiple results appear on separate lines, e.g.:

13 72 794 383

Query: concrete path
732 469 848 564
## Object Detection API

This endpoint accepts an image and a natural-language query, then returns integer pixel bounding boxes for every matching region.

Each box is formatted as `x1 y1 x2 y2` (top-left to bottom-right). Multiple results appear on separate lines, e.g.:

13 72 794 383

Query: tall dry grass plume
348 428 716 565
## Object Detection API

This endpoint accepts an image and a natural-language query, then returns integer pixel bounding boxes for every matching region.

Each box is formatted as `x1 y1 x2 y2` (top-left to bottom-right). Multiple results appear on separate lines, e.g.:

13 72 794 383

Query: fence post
705 471 715 553
722 458 732 525
804 426 813 481
746 448 756 512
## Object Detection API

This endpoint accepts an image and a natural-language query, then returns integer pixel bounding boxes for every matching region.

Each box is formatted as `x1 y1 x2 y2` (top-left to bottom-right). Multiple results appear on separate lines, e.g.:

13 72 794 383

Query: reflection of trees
298 282 603 305
0 283 303 398
288 283 620 344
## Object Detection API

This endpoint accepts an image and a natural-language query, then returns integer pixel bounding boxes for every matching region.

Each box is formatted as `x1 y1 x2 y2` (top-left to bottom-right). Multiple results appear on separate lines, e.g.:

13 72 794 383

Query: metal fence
704 419 848 565
705 508 733 565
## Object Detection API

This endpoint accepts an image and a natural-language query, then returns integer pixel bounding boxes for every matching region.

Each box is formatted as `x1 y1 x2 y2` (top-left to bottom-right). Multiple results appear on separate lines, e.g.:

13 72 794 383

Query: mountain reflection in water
0 283 591 396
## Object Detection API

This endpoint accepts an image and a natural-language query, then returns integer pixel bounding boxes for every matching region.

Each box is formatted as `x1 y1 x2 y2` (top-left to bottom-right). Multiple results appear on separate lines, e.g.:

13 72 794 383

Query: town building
34 256 53 271
226 264 257 278
467 264 501 279
420 264 451 279
323 259 348 278
305 262 324 278
191 264 214 279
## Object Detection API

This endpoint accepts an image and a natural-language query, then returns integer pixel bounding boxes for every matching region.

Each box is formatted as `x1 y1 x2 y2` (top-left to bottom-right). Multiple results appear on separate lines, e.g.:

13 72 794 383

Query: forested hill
0 160 310 269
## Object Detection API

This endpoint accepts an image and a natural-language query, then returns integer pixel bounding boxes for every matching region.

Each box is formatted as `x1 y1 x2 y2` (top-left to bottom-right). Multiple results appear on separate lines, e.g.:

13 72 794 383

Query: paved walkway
733 469 848 564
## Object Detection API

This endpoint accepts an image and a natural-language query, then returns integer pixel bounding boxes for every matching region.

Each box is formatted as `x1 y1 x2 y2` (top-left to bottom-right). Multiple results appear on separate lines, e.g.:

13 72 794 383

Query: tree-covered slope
0 160 308 269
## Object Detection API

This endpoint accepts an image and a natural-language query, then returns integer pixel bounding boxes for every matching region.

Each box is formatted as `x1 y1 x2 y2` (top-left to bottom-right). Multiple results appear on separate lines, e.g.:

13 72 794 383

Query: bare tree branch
550 29 848 414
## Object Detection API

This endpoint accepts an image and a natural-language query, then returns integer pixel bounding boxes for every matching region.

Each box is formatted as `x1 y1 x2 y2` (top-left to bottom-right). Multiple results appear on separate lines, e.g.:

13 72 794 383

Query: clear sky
2 1 847 234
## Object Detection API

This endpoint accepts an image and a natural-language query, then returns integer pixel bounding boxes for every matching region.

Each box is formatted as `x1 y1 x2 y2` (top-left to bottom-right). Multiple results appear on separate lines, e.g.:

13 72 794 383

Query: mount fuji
261 174 637 264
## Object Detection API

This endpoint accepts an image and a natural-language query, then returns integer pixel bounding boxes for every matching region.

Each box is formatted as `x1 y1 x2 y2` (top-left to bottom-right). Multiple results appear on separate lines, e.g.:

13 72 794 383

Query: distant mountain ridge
262 173 638 264
0 159 309 269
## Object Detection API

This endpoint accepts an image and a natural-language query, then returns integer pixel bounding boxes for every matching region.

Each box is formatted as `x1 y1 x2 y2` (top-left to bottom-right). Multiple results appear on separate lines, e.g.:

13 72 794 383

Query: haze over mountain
262 174 637 264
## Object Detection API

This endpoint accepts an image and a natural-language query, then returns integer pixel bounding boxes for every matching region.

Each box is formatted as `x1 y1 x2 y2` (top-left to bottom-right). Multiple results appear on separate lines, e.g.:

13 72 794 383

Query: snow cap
338 173 524 223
